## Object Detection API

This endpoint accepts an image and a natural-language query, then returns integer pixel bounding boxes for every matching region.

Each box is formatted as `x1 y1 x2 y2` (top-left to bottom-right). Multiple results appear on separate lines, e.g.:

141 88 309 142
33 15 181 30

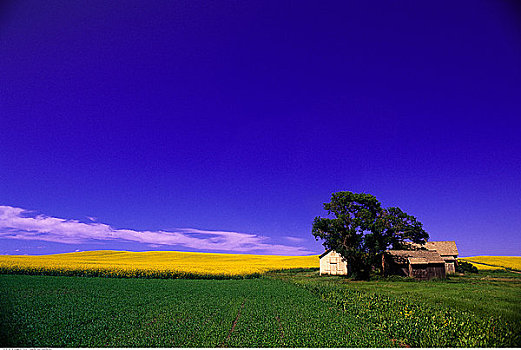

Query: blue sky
1 1 520 257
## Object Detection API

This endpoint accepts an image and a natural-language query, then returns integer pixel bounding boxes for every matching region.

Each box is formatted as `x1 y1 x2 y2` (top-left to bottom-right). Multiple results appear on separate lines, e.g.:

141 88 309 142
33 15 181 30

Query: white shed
319 250 348 275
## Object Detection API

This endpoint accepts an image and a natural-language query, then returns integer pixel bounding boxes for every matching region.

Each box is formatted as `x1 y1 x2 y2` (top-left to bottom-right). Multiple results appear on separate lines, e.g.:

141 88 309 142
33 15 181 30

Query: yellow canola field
459 256 521 271
0 250 320 278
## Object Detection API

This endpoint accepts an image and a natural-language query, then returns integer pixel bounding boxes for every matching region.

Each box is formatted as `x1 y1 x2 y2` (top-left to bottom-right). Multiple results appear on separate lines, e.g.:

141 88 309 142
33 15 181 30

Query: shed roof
386 250 445 264
423 241 458 256
319 249 332 259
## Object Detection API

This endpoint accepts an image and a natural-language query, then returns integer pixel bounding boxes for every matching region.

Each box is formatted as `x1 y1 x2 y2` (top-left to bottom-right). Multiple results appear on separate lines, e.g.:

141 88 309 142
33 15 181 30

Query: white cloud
0 206 312 255
284 236 305 243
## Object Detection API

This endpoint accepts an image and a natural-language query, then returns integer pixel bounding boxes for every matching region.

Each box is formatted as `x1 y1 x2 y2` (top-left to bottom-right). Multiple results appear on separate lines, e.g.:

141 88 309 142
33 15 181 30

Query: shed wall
319 251 348 276
383 254 446 280
383 255 409 276
410 263 446 280
444 261 456 274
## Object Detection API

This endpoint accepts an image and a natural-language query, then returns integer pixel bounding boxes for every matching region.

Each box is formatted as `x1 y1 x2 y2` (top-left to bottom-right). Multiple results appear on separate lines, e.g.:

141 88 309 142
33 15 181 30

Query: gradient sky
1 1 520 257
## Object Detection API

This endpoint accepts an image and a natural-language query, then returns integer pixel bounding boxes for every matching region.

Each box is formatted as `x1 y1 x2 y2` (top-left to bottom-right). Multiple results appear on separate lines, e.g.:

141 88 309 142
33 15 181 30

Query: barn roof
385 250 445 264
423 241 458 256
403 240 459 257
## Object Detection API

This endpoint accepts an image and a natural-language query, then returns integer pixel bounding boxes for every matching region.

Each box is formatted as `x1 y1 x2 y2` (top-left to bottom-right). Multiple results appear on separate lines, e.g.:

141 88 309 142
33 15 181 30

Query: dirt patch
391 338 411 347
219 299 245 347
275 315 284 339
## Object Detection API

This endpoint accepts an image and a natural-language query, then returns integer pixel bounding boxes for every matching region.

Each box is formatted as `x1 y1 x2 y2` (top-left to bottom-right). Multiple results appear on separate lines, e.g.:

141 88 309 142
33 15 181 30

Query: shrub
456 260 478 273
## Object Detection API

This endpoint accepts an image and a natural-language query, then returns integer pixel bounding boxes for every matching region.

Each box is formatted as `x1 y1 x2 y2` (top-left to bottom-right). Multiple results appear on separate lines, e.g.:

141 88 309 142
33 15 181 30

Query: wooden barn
405 241 459 274
319 250 348 276
382 250 446 280
422 241 459 274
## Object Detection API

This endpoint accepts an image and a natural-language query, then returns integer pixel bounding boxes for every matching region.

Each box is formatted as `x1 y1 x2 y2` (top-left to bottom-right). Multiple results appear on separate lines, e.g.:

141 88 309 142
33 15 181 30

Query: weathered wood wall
409 263 446 280
383 254 446 280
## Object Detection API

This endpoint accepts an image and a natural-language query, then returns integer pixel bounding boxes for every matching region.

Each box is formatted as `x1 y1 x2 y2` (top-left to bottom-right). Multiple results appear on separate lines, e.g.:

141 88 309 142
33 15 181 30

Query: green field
0 274 391 347
1 271 520 347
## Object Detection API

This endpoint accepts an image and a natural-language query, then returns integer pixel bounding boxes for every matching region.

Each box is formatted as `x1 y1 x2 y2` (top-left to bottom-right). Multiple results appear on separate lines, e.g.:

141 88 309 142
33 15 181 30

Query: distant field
3 252 520 279
0 250 319 278
459 256 521 271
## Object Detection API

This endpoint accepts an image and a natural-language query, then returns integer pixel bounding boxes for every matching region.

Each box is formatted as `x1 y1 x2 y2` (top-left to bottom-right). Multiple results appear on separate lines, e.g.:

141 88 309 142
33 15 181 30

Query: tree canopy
312 191 429 279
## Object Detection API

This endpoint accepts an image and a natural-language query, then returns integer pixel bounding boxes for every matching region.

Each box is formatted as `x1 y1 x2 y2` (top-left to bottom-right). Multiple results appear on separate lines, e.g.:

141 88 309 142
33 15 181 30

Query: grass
272 269 521 323
0 250 319 278
273 270 521 347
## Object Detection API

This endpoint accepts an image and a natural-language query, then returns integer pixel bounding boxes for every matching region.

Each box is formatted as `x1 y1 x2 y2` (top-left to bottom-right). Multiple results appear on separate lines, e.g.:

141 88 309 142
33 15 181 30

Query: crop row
3 273 519 347
220 278 392 347
1 275 395 347
1 275 239 347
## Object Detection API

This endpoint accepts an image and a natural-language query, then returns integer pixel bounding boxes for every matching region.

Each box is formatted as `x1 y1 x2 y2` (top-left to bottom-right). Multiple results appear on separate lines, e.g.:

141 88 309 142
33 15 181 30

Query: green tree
312 191 429 279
